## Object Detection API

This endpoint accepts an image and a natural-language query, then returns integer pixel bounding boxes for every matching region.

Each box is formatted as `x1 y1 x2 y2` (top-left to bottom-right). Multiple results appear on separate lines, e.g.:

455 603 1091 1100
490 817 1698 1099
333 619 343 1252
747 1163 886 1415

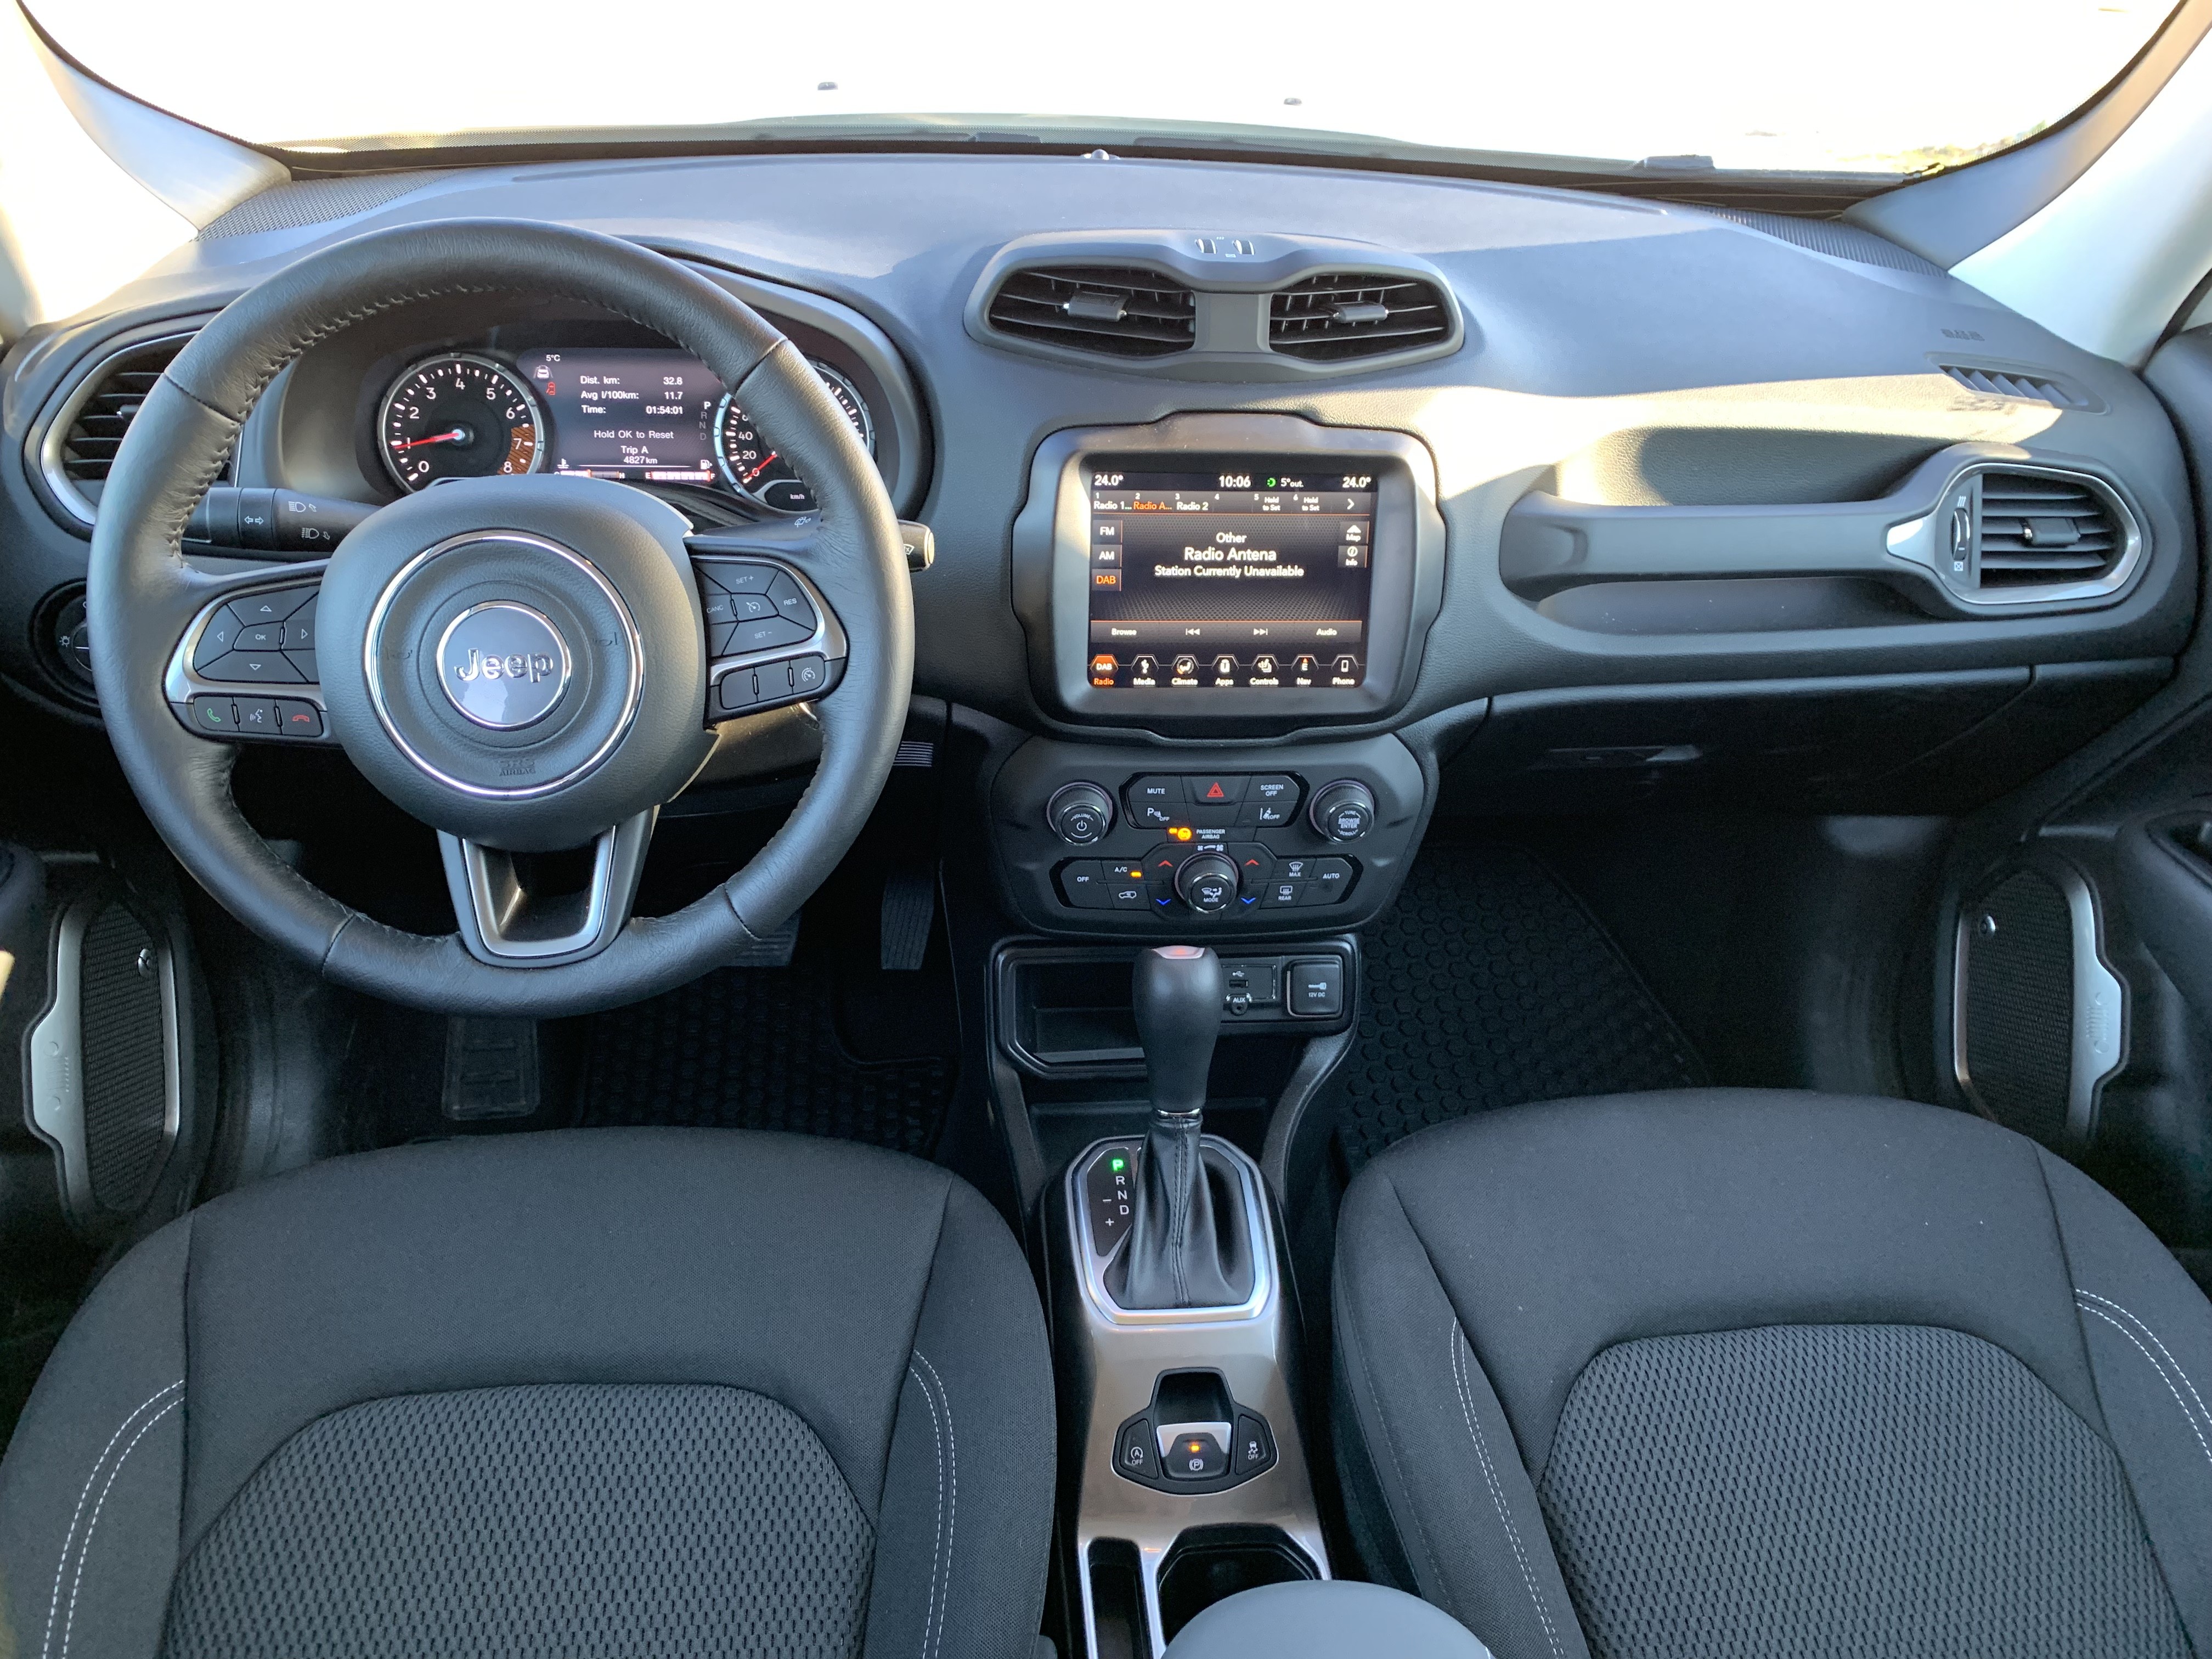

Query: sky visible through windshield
30 0 2177 174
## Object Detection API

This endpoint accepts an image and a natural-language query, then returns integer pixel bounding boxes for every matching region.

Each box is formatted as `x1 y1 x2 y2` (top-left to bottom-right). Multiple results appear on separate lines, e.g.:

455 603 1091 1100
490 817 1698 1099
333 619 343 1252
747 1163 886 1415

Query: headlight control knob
1308 780 1376 843
1174 851 1240 915
1047 782 1114 845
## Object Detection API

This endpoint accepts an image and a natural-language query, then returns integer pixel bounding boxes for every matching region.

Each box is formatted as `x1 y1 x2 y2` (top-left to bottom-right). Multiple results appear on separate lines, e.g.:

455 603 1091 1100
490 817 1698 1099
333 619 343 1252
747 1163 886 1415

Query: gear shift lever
1109 945 1256 1310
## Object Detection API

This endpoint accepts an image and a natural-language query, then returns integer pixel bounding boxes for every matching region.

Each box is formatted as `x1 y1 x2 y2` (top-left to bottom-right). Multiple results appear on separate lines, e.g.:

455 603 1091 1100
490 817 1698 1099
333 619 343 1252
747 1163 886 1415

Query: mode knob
1174 851 1240 915
1308 780 1376 843
1047 782 1115 845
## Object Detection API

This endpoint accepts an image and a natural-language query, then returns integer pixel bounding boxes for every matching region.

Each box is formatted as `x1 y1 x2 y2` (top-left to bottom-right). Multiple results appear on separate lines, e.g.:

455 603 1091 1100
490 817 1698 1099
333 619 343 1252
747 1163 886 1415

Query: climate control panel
993 736 1425 935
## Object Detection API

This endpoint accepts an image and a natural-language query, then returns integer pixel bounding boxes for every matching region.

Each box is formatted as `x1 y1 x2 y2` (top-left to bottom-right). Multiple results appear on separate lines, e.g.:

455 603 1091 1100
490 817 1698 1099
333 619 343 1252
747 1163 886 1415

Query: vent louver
984 266 1195 358
59 338 187 484
1940 363 2095 410
1976 472 2124 589
1268 273 1451 362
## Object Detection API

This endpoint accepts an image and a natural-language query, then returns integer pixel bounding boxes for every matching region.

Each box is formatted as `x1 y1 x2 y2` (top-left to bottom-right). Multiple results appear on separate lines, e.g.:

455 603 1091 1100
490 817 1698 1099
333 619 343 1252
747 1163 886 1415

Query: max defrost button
1288 958 1345 1018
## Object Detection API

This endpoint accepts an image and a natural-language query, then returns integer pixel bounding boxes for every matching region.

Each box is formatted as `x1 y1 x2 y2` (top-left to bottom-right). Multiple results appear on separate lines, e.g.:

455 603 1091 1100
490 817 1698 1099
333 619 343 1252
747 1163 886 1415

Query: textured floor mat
1330 840 1706 1168
572 957 952 1156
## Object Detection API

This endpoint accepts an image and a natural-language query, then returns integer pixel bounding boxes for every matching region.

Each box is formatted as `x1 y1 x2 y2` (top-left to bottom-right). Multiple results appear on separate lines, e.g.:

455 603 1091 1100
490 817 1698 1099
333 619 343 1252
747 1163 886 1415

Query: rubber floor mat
1330 840 1706 1169
572 956 952 1156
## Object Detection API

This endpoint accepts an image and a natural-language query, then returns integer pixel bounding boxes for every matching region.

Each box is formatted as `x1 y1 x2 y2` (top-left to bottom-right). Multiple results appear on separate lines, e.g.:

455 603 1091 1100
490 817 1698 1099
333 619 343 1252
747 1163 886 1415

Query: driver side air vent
59 340 183 483
984 266 1196 359
1268 273 1452 362
1976 471 2125 589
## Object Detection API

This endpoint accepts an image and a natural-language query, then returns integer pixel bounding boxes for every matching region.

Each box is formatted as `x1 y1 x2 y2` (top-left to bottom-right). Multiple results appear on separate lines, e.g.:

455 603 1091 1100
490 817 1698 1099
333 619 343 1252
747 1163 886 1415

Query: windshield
25 0 2182 177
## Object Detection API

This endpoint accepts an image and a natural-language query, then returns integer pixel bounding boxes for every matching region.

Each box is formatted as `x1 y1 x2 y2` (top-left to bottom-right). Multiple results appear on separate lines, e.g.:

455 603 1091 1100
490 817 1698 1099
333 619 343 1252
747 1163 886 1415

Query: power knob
1308 780 1376 843
1174 851 1240 915
1047 782 1115 845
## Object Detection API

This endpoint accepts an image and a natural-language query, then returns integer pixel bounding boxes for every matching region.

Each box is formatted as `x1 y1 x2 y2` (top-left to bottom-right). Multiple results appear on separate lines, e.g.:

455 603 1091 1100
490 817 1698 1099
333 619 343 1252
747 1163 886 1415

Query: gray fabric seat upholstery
0 1127 1056 1658
1333 1089 2212 1659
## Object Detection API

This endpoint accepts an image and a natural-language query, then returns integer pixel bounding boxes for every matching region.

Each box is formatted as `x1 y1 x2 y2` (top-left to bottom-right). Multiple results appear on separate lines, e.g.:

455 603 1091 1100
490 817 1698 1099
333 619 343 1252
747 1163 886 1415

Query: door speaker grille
1958 867 2105 1149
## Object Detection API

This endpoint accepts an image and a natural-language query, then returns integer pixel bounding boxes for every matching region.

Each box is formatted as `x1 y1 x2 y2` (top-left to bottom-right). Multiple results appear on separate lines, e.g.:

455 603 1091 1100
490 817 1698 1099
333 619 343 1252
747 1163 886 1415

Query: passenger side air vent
1268 273 1451 362
1975 471 2125 589
984 266 1196 359
1940 363 2096 410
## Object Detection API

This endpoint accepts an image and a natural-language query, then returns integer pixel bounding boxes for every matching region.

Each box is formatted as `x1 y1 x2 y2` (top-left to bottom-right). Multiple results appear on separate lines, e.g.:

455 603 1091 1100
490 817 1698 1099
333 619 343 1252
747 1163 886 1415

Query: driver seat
0 1128 1055 1658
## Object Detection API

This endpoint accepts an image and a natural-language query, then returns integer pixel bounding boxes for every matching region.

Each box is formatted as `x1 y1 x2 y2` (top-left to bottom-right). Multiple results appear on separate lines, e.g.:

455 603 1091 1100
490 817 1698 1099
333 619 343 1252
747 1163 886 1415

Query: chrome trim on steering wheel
363 530 644 800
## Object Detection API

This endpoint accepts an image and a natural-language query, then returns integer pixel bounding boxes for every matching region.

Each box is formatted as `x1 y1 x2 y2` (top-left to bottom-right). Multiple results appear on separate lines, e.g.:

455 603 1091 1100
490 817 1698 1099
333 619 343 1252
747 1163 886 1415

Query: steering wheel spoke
686 523 849 724
162 565 334 743
439 809 656 968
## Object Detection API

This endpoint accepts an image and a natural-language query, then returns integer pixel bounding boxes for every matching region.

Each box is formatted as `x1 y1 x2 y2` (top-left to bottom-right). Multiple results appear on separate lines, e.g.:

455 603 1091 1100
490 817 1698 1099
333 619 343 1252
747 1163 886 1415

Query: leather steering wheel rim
87 219 914 1018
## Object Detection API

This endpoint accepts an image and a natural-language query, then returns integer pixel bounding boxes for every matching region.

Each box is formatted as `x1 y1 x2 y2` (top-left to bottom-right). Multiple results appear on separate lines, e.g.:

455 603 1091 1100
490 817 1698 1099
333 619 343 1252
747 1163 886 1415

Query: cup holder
1156 1523 1318 1643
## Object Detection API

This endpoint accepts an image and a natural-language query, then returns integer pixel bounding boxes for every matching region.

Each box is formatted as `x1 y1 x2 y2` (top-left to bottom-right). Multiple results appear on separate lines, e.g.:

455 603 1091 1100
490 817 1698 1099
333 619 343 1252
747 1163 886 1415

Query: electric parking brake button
1164 1431 1229 1481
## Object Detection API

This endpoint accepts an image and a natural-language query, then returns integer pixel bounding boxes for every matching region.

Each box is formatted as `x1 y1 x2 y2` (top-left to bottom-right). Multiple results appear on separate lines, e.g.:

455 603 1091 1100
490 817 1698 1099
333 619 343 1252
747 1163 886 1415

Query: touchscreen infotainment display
1085 465 1375 689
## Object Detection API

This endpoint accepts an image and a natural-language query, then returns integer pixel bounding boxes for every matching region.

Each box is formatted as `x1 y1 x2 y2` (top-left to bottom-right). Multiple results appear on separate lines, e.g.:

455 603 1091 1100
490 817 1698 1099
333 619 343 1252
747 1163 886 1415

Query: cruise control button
200 649 304 684
193 606 246 670
726 615 812 654
732 592 777 623
766 572 818 628
273 698 324 738
189 696 236 733
789 654 830 695
701 589 736 624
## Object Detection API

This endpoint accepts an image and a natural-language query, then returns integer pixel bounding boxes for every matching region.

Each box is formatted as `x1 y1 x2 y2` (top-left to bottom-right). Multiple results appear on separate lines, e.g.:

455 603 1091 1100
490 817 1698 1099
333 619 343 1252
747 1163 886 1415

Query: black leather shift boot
1108 1116 1256 1310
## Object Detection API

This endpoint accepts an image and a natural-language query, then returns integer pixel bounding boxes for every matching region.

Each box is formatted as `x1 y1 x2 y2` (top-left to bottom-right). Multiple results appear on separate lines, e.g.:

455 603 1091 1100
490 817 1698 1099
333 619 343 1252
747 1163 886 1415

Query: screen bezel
1012 415 1444 731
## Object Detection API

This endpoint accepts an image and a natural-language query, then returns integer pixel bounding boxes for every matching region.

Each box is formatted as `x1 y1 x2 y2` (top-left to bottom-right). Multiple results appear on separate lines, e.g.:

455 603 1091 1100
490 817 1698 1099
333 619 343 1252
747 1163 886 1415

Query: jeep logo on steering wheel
436 601 573 730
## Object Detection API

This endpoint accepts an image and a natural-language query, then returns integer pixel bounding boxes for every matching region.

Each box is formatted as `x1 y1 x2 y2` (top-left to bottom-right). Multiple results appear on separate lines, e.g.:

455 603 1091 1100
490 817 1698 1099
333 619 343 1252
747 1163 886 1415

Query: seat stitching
1448 1325 1564 1659
911 1351 958 1659
2078 1291 2212 1437
2077 1301 2212 1476
903 1363 946 1659
58 1395 183 1659
42 1379 182 1659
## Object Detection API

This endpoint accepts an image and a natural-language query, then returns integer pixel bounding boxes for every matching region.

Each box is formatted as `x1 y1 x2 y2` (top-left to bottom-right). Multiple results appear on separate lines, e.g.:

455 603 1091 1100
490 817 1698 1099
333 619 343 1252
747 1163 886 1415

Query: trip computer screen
1084 464 1375 689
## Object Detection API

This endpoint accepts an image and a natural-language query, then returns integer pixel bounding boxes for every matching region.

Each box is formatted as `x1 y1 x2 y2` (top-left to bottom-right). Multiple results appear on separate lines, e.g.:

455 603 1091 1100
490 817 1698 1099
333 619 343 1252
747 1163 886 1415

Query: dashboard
0 150 2199 937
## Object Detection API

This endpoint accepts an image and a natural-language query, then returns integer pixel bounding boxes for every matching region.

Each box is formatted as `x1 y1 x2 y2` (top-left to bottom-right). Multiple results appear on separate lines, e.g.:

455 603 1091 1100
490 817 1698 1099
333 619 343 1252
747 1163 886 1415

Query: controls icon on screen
1252 654 1278 676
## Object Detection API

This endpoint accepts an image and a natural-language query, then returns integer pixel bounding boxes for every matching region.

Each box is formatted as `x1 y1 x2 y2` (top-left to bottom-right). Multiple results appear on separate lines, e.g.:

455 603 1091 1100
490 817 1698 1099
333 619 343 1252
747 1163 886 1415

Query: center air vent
1268 273 1451 362
1974 471 2126 590
984 266 1195 359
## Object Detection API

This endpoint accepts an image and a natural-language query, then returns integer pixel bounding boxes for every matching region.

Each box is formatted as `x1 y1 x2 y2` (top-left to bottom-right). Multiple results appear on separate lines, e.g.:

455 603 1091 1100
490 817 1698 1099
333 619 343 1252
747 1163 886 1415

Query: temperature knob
1308 780 1376 843
1047 782 1114 845
1174 852 1240 915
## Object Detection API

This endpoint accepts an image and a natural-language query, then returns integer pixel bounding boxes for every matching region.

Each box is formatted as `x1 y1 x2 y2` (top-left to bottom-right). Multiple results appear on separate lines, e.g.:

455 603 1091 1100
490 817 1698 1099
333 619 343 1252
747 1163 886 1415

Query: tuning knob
1308 780 1376 843
1047 782 1114 845
1174 851 1240 915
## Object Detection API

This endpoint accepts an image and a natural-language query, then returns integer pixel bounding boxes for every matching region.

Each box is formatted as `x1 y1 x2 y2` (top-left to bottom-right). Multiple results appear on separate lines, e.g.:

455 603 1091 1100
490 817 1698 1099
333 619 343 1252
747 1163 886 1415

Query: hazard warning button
1187 775 1248 804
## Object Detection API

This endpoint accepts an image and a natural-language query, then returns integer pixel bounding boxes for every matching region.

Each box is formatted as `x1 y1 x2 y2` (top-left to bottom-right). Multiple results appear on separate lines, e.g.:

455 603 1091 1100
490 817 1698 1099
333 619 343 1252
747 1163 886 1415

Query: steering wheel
86 220 914 1018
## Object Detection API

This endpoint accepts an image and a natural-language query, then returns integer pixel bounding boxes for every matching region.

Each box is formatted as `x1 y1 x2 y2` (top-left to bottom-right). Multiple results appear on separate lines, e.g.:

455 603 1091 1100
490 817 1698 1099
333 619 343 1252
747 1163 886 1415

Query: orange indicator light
1169 826 1194 842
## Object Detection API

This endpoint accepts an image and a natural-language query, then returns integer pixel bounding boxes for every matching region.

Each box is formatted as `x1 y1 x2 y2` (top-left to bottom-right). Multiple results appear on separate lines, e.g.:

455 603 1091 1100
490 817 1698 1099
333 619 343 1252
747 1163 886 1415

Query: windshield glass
25 0 2181 176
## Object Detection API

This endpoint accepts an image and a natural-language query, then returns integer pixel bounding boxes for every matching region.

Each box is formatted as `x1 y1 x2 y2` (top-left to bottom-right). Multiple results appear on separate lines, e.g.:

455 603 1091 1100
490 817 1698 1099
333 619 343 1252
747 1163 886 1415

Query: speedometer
714 360 874 514
379 354 545 492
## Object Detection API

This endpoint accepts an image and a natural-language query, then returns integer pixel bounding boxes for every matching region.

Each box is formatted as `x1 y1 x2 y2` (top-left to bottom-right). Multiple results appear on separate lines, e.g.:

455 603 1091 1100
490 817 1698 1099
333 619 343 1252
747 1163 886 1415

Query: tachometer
714 360 874 514
379 354 545 492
